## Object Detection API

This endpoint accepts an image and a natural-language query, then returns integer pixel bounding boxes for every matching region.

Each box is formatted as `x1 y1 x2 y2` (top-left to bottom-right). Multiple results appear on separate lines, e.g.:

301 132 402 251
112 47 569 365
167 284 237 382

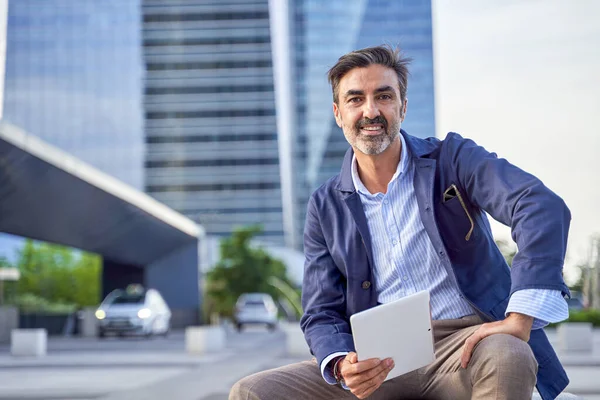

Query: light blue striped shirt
320 134 568 384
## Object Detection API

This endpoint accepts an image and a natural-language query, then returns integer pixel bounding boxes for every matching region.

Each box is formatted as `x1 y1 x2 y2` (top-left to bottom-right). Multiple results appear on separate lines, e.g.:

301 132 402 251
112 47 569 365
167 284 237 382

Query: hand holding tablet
349 290 435 381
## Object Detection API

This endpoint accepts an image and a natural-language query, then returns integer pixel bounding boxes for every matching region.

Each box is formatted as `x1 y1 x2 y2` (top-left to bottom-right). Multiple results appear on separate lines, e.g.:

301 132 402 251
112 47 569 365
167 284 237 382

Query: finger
346 357 393 387
353 361 393 398
346 357 383 376
347 352 358 364
354 382 379 399
461 329 487 368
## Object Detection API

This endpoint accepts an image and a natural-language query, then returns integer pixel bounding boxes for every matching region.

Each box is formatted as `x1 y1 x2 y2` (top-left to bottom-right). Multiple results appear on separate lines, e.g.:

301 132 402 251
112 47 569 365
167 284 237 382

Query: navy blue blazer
300 130 571 400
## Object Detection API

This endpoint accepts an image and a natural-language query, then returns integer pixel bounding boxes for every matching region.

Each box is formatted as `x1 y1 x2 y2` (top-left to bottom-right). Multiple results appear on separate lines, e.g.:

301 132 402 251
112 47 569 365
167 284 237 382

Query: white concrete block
280 322 310 357
79 308 98 337
557 323 594 352
185 326 225 354
0 307 18 343
11 329 47 357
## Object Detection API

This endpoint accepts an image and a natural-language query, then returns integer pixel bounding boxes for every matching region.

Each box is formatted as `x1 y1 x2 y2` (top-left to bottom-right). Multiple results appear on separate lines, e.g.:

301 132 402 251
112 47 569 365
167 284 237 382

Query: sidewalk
0 327 597 399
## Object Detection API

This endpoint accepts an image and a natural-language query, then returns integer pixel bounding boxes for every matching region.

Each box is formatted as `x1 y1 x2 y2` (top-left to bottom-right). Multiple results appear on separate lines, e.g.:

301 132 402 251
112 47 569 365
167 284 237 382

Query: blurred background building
142 0 286 247
2 0 144 188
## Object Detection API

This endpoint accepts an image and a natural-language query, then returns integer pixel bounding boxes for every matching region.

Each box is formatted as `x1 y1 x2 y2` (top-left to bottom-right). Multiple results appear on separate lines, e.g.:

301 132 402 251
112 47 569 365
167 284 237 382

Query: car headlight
95 310 106 320
137 308 151 319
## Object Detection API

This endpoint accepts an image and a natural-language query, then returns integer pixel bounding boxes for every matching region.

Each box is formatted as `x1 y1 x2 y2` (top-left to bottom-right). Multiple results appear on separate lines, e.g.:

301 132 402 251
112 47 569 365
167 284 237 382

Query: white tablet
349 290 435 381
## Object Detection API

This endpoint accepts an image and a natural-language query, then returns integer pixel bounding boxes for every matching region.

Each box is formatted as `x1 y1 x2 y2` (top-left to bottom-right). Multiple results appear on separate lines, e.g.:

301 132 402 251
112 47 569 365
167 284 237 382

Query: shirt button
362 281 371 290
383 199 389 205
403 276 409 281
392 239 398 245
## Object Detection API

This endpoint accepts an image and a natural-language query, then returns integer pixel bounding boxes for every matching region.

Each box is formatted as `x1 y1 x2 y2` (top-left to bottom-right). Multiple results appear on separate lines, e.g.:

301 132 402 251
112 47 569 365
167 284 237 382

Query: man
230 45 571 400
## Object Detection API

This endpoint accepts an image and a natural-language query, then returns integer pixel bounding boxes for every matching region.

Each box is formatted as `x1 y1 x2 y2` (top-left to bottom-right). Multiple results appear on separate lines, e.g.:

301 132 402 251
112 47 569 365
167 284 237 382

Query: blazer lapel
343 191 375 269
413 158 447 255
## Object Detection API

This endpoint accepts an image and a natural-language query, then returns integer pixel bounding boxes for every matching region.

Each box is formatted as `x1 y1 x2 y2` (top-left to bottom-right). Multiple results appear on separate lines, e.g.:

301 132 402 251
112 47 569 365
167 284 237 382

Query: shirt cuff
505 289 569 329
321 352 349 385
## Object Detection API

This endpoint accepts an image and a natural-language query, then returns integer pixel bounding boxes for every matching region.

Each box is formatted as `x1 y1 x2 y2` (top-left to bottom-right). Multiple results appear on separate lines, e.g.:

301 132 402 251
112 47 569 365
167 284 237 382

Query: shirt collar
351 133 410 195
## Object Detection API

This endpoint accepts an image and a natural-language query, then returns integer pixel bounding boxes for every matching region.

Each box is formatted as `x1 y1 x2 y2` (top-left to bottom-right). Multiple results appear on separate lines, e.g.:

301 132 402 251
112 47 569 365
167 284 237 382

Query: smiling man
230 45 571 400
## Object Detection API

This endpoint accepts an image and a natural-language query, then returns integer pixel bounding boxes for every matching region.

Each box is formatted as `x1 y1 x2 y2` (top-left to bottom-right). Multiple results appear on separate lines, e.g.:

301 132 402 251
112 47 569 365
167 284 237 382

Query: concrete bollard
280 322 310 357
79 307 99 337
11 329 47 357
0 307 18 343
557 322 594 352
185 326 226 354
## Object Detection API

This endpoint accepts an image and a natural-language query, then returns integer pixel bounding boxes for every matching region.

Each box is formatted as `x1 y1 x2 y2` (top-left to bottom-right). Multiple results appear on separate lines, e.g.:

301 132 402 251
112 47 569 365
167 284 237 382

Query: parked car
95 285 171 338
233 293 278 331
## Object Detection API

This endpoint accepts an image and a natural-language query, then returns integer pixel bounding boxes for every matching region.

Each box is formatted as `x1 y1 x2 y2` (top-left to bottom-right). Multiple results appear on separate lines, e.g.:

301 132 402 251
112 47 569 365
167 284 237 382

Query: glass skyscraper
142 0 285 245
2 0 144 189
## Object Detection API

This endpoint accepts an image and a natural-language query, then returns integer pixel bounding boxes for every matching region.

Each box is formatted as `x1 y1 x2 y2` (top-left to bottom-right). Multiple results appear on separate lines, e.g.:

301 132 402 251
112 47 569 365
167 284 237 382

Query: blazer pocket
439 184 477 250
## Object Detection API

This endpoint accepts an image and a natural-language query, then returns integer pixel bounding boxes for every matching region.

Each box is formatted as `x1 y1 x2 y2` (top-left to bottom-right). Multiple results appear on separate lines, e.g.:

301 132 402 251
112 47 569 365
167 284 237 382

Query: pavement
0 326 598 400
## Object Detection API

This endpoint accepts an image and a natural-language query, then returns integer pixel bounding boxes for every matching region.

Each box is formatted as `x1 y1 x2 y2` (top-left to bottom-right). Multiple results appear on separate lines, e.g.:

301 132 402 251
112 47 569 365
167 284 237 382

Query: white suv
233 293 278 331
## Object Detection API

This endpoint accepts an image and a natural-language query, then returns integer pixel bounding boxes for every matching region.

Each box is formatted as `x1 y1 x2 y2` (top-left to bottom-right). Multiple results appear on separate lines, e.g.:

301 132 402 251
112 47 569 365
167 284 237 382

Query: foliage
204 226 297 319
550 309 600 327
565 309 600 326
11 293 76 314
6 239 102 309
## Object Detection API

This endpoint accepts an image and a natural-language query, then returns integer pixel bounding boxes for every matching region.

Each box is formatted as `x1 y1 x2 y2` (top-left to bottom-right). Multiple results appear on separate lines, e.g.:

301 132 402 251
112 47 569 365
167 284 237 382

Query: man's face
333 64 407 155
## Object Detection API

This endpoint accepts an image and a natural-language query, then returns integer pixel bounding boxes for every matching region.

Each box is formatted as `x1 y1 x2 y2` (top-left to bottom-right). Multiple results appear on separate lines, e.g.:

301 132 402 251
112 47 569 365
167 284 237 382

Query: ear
400 98 408 122
333 102 343 128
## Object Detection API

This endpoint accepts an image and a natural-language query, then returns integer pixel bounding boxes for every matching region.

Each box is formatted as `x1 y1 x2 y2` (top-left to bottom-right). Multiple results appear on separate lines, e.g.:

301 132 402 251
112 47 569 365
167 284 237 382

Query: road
0 327 599 399
0 326 307 400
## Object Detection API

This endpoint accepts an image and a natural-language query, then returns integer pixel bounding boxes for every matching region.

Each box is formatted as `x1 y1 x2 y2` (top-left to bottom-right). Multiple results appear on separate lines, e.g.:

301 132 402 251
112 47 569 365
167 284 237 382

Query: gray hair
327 45 411 104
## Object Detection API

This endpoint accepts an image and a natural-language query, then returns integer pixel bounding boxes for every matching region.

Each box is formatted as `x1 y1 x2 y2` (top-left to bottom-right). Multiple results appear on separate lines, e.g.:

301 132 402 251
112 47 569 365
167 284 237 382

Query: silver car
95 285 171 338
234 293 278 331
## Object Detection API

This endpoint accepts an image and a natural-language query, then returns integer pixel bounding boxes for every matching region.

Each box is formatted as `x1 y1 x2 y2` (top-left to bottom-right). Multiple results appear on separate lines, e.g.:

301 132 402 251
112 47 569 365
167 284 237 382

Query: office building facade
2 0 145 189
142 0 286 245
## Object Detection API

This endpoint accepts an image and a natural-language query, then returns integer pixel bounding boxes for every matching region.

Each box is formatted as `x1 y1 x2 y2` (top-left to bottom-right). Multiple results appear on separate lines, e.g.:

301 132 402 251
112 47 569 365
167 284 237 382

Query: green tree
12 239 101 310
205 226 295 319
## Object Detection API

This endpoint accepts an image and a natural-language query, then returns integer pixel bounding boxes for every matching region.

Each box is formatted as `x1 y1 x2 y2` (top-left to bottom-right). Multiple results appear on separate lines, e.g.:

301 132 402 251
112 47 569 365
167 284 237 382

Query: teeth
362 126 382 131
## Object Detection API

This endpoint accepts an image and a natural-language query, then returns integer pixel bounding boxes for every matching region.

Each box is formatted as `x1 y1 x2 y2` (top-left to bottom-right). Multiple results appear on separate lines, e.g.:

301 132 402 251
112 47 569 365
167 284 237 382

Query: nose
362 98 380 119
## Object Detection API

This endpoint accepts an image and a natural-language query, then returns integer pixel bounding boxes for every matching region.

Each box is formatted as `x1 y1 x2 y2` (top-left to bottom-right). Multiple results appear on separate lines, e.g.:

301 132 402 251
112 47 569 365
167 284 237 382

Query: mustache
356 116 388 130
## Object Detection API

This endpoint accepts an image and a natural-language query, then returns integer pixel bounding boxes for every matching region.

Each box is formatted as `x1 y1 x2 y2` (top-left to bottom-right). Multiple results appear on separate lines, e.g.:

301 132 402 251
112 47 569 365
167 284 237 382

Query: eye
348 97 362 103
379 94 392 100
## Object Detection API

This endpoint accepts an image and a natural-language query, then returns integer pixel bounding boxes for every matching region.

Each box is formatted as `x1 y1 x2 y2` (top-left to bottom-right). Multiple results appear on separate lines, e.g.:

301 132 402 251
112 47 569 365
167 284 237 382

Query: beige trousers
229 316 538 400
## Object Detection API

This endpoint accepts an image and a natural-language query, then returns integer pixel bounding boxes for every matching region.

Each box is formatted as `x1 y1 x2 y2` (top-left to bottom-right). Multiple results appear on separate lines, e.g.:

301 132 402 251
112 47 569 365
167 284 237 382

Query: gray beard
346 128 399 155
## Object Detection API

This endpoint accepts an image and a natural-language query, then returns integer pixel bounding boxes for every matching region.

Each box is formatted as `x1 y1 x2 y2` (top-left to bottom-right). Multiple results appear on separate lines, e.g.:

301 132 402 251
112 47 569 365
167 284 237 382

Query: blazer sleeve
300 195 355 365
443 132 570 297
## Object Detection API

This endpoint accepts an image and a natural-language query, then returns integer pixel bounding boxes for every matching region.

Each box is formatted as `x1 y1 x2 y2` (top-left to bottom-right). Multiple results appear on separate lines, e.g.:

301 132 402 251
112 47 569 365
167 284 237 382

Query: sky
432 0 600 283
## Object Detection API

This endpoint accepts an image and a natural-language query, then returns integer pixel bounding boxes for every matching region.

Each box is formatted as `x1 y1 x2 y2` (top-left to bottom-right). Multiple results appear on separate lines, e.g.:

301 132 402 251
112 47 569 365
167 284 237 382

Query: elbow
553 192 571 225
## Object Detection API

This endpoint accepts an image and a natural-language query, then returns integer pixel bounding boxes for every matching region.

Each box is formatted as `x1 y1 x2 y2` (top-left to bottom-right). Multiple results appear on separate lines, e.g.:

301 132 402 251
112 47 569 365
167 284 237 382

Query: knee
474 333 538 377
229 375 257 400
229 371 272 400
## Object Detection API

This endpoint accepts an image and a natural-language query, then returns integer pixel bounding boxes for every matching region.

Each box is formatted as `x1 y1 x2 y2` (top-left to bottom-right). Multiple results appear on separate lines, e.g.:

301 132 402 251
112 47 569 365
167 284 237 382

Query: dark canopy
0 122 201 266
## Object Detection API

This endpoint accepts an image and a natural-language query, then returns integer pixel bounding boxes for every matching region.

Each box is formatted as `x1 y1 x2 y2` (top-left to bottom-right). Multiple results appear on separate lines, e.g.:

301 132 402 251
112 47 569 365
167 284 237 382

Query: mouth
359 124 385 136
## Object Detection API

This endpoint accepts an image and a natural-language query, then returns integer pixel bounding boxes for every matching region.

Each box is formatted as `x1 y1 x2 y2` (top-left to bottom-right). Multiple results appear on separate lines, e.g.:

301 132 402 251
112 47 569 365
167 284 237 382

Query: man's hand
339 352 394 399
461 312 534 368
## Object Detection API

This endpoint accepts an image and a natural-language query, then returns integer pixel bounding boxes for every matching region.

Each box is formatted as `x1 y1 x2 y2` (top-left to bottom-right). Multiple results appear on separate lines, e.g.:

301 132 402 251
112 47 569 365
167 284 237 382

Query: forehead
338 64 399 95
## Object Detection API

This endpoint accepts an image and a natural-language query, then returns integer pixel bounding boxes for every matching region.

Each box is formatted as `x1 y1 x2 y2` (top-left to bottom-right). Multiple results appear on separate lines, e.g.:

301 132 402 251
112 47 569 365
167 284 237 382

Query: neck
355 136 401 194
